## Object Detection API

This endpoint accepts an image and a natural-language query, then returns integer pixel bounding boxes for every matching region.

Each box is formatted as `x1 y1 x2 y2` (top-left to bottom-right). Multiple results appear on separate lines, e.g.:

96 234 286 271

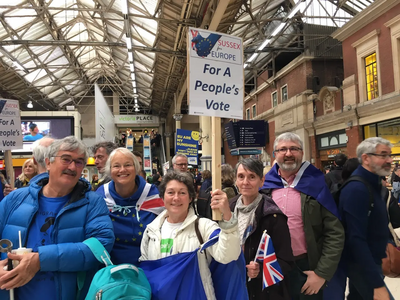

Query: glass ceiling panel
25 69 47 84
132 25 156 46
4 10 36 30
131 0 158 15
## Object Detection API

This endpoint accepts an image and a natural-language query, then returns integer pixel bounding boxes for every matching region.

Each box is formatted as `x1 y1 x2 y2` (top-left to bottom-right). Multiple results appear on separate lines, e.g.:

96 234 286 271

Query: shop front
317 129 348 170
363 117 400 165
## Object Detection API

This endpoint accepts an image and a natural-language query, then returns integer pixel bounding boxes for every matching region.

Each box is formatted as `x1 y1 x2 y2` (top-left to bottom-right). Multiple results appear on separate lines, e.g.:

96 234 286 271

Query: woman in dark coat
229 158 293 300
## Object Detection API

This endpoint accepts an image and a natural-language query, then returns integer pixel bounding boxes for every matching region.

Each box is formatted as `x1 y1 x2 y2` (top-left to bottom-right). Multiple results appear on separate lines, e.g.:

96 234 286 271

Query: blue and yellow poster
175 129 199 165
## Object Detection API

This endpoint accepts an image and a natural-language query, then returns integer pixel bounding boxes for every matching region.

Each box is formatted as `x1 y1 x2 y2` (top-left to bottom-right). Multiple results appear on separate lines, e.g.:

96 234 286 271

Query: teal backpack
80 238 151 300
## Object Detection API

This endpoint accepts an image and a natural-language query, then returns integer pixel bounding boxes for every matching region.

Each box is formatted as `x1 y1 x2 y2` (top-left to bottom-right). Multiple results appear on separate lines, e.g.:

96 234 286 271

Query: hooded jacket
230 193 294 300
96 175 164 265
0 172 115 300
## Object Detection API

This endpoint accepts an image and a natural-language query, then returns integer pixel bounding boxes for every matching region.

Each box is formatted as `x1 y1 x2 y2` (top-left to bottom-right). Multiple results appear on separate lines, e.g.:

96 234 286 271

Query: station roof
0 0 373 116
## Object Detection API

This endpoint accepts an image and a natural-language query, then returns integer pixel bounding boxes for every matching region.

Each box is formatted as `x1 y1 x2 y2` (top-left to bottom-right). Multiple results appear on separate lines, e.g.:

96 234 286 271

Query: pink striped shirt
272 173 307 257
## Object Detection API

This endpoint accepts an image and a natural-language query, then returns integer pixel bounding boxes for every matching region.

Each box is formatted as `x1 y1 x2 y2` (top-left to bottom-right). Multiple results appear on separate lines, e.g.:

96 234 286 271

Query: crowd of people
0 131 398 300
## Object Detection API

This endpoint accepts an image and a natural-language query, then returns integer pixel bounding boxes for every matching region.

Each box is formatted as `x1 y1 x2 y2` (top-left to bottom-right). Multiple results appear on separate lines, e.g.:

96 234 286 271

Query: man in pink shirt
262 132 344 300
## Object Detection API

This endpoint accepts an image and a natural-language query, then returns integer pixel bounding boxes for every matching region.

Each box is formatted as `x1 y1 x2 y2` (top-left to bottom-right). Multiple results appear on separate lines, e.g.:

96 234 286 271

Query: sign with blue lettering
224 120 266 149
187 28 243 119
0 99 22 150
175 129 200 165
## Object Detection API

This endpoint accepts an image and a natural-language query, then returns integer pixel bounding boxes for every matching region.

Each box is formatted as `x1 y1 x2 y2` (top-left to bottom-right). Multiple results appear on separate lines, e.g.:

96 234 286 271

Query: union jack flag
255 231 284 289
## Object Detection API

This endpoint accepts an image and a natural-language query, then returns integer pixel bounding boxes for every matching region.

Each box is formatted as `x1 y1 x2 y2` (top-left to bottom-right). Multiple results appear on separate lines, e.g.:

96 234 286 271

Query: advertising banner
0 99 22 150
187 28 244 119
175 129 199 165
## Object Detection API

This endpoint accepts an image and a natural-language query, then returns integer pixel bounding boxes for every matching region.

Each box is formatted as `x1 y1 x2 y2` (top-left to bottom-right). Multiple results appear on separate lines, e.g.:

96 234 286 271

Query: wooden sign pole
211 116 222 220
4 150 14 189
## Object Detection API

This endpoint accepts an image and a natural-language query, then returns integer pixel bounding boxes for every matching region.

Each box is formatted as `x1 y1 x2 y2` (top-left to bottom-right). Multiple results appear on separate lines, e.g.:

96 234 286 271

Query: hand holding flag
253 230 284 289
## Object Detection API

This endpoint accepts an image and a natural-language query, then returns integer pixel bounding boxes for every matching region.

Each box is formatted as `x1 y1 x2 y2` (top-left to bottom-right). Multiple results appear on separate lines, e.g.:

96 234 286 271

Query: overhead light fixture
129 63 134 73
257 39 271 51
58 98 73 107
135 107 140 112
132 81 136 88
133 88 137 94
134 103 139 108
271 23 286 37
128 52 133 62
247 53 258 63
131 73 136 81
287 1 303 18
126 36 132 49
27 101 33 109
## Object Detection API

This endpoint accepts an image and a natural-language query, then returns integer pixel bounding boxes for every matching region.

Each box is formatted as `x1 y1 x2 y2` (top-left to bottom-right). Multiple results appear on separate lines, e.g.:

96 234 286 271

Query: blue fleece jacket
0 173 115 300
96 175 162 266
339 165 388 289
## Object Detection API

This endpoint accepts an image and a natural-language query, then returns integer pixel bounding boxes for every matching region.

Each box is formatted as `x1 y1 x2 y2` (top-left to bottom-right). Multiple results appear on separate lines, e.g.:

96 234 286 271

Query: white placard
187 27 244 119
0 99 22 150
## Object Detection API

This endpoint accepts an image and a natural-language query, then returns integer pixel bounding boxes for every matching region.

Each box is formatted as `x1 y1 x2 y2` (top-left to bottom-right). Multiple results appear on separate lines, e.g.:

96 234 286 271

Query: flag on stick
255 230 284 289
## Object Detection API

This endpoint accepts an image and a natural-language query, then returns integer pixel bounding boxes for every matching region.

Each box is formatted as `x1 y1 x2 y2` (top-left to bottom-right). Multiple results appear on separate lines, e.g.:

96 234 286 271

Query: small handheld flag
255 231 284 289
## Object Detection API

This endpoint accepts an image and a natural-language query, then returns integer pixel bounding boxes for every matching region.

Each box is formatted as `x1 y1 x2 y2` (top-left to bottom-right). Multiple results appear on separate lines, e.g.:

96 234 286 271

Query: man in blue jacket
0 136 114 300
339 137 394 300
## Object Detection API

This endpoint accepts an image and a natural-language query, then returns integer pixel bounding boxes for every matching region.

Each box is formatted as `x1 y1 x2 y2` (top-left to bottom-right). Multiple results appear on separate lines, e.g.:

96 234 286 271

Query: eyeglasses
112 163 135 170
274 147 303 154
174 163 188 167
54 155 86 168
366 153 393 159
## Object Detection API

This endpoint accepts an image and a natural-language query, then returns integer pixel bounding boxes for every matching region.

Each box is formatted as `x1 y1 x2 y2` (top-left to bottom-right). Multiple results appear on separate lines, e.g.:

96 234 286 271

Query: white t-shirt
160 219 182 258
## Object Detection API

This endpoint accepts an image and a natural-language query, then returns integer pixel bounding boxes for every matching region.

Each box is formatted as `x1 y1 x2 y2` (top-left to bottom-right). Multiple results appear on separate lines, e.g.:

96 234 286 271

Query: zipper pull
96 289 103 300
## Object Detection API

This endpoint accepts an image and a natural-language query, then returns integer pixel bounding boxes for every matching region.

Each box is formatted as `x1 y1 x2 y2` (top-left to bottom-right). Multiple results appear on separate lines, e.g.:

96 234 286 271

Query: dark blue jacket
0 173 115 300
339 165 388 288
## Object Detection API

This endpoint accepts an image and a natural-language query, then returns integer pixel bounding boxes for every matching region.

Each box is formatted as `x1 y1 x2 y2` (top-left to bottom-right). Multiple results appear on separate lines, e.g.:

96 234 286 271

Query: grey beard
372 165 391 177
278 161 299 172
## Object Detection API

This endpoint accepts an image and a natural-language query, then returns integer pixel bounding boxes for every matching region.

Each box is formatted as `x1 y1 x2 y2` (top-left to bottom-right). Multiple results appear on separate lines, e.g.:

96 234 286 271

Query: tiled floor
386 277 400 298
345 278 400 298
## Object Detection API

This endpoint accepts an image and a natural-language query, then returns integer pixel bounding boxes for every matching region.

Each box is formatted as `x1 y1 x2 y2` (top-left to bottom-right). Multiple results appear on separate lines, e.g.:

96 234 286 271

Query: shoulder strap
341 175 374 216
83 237 113 266
194 217 204 244
194 217 208 260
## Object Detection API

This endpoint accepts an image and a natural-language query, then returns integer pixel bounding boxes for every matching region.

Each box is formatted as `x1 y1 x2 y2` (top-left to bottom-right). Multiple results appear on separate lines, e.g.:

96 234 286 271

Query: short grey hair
104 147 140 178
172 153 188 164
91 141 118 156
273 132 303 150
32 137 55 168
48 136 88 164
235 158 264 180
356 137 392 162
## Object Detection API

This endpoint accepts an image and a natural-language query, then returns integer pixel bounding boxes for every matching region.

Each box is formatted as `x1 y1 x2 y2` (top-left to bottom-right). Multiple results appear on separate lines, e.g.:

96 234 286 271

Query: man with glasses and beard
0 136 114 300
261 132 344 300
333 137 394 300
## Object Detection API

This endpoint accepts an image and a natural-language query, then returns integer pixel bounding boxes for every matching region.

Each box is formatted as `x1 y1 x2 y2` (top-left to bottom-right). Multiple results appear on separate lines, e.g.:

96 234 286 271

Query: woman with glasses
230 157 293 300
96 148 165 265
15 158 38 188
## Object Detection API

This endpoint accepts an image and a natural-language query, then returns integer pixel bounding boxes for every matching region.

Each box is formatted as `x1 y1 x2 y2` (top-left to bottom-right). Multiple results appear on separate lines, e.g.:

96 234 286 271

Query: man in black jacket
325 153 347 192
